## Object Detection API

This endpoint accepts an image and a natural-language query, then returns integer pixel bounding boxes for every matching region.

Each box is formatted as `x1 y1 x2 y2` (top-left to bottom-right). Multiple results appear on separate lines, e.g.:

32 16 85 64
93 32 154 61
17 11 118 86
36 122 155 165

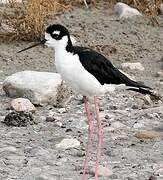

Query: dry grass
0 0 162 41
0 0 70 41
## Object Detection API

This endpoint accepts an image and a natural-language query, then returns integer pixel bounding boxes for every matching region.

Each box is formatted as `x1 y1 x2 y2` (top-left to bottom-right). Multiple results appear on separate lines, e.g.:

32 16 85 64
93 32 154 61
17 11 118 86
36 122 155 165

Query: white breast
54 49 106 96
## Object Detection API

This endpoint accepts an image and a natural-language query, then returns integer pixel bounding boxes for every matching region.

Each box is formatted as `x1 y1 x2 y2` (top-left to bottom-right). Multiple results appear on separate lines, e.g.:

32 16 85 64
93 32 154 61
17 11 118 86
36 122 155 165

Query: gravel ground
0 3 163 180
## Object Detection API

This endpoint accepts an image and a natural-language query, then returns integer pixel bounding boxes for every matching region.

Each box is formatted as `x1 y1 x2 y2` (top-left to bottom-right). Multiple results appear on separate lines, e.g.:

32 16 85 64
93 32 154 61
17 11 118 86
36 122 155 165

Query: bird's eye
53 33 59 38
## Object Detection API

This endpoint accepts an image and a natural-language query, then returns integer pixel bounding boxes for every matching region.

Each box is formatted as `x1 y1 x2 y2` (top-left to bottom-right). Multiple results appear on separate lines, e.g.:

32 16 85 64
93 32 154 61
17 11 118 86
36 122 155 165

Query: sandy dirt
0 3 163 180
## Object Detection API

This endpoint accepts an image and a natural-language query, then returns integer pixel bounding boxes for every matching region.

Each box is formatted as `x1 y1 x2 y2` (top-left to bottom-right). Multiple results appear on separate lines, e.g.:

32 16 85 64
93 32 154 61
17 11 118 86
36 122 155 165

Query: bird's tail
125 79 158 98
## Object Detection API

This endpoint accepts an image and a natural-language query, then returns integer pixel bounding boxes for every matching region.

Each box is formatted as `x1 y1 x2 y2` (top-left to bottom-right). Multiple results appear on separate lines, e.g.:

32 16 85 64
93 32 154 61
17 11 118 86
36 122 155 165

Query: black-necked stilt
18 24 156 180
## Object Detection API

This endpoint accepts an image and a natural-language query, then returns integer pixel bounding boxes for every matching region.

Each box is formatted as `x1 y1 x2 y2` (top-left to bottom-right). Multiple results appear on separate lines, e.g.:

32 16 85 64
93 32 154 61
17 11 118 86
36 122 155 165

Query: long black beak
17 39 47 53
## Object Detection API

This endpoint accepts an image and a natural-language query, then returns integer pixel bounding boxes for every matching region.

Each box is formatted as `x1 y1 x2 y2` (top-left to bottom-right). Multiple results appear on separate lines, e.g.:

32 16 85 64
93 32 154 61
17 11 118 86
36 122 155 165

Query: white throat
55 36 69 51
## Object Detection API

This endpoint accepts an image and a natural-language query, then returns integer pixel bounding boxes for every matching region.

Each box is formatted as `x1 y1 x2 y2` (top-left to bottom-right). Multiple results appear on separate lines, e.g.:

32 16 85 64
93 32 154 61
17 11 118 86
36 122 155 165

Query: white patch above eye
52 30 60 35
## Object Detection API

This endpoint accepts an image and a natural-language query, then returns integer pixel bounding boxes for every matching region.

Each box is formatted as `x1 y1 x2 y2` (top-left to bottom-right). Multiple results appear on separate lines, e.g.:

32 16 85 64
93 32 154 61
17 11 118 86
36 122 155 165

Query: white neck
54 36 69 51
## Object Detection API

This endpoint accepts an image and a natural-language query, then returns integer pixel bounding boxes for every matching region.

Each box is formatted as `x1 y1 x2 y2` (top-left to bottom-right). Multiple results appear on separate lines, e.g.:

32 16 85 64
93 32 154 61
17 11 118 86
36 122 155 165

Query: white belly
54 50 105 96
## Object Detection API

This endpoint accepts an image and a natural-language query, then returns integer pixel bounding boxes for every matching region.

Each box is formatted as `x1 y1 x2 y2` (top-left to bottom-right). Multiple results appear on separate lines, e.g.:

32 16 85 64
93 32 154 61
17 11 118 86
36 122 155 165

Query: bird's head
17 24 72 53
44 24 72 49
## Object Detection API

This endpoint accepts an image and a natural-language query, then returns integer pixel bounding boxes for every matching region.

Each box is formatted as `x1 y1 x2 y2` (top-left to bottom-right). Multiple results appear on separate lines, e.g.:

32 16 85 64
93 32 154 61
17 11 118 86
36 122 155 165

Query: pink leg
81 96 94 180
94 96 103 180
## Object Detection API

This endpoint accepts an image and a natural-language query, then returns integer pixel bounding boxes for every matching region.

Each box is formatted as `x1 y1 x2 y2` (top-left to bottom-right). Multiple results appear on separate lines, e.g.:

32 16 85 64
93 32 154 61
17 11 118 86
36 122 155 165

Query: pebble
56 138 80 149
0 146 17 153
121 62 144 71
57 108 66 114
90 165 113 177
111 121 126 129
135 130 161 140
133 122 145 128
46 116 62 122
11 98 36 112
156 71 163 77
55 121 63 127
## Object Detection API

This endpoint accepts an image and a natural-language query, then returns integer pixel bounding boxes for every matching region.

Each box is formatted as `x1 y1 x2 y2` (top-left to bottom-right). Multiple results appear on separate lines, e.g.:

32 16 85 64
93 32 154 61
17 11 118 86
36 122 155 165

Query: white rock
90 165 113 177
114 2 141 18
121 62 144 71
56 138 80 149
3 71 62 105
0 146 17 153
160 3 163 14
11 98 36 112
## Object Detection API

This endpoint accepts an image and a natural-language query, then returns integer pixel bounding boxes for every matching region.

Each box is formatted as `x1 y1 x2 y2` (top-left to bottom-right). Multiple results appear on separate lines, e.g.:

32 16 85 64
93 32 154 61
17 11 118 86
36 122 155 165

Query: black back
70 46 150 89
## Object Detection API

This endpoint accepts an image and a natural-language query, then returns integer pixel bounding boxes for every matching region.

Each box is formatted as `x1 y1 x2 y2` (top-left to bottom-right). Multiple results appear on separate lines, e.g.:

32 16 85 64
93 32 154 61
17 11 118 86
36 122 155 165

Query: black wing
73 46 151 90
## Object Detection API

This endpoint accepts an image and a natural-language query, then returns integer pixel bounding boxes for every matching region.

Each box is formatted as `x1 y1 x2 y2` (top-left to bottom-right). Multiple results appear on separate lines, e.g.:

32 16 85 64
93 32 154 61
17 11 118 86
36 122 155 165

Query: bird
18 24 156 180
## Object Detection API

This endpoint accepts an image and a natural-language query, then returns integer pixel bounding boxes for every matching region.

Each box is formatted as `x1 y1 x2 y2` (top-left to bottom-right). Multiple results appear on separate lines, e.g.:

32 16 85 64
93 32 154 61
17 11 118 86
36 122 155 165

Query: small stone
111 121 126 129
105 115 109 119
57 108 66 114
0 146 17 153
133 122 145 128
160 3 163 14
46 116 60 122
121 62 144 71
3 111 34 127
114 2 141 18
56 138 80 149
45 116 55 122
11 98 36 112
156 71 163 77
90 165 113 177
56 121 63 127
135 130 161 140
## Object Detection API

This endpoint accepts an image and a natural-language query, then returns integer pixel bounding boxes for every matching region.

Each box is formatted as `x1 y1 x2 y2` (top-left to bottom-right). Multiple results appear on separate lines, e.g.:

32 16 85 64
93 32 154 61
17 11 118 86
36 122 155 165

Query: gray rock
114 2 141 18
3 71 63 105
121 62 144 71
